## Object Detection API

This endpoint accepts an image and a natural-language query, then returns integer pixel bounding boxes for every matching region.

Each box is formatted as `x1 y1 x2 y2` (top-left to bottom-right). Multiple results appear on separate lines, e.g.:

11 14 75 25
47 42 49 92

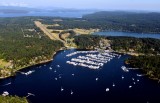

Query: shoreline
125 56 160 82
1 48 159 82
0 48 65 80
113 50 144 56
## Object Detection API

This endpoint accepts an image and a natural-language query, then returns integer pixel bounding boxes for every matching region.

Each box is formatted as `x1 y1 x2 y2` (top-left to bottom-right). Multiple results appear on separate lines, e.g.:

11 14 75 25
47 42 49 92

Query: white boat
132 78 135 81
54 70 56 73
24 70 35 76
106 88 110 92
57 65 60 68
129 86 132 88
122 76 124 79
72 74 75 76
121 66 129 72
61 87 64 91
27 93 35 97
2 91 9 96
112 83 115 87
96 78 99 81
55 78 58 80
71 90 73 95
137 79 140 82
49 67 52 70
137 74 144 77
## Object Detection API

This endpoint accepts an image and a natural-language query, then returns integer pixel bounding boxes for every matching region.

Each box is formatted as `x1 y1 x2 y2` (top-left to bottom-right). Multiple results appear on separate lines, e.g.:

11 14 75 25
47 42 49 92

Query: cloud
0 2 28 7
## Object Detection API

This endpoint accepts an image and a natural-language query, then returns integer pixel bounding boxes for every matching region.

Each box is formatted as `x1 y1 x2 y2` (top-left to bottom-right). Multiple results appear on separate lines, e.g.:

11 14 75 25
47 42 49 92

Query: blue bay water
95 31 160 39
0 49 160 103
0 11 93 18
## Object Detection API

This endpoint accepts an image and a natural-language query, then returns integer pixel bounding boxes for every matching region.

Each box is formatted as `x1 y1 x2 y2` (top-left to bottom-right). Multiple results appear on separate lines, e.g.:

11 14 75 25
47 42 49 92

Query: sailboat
71 90 73 95
61 87 64 91
112 83 115 87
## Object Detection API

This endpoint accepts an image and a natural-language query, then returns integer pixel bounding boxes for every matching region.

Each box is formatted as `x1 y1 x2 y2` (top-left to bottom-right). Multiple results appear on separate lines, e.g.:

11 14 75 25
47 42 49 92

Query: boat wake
1 82 11 86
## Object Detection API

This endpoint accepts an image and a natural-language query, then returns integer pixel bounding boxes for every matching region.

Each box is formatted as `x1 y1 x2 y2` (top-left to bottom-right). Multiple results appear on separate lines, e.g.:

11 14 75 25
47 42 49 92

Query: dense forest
83 11 160 33
73 35 160 55
0 17 64 78
127 56 160 80
40 11 160 34
74 35 102 49
107 37 160 54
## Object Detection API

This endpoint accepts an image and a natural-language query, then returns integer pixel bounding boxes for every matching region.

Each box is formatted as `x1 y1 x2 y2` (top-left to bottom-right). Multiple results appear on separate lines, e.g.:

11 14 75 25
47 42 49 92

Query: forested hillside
82 11 160 33
0 17 64 78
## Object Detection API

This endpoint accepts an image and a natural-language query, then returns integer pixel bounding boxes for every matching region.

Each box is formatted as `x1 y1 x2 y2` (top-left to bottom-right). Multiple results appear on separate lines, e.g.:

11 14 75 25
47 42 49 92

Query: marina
66 50 121 70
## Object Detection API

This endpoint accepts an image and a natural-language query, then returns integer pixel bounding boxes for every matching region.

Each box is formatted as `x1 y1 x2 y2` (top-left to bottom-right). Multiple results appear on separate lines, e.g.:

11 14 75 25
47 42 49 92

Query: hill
82 11 160 33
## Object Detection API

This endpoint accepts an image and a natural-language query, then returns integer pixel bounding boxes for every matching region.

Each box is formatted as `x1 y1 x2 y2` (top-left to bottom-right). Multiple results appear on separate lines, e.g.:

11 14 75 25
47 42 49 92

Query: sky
0 0 160 11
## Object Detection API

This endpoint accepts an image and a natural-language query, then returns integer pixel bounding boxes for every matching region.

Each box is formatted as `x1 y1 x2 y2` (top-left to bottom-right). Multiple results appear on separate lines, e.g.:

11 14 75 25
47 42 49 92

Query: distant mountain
0 6 40 14
0 6 97 14
82 11 160 33
83 11 160 20
0 6 97 17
